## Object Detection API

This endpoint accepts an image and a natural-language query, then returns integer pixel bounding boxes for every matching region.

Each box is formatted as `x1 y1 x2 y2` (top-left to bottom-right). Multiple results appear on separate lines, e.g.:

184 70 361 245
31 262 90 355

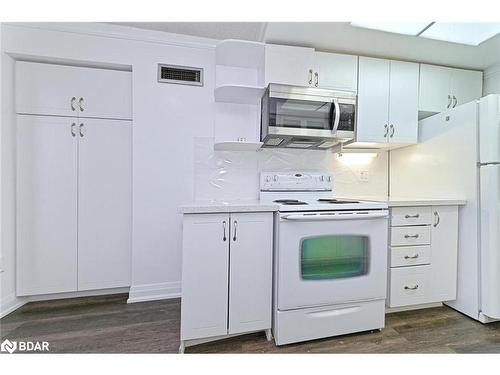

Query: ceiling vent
158 64 203 86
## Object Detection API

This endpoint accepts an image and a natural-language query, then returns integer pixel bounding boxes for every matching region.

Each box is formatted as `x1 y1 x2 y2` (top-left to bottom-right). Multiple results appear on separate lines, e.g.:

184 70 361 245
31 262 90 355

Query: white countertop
179 200 279 214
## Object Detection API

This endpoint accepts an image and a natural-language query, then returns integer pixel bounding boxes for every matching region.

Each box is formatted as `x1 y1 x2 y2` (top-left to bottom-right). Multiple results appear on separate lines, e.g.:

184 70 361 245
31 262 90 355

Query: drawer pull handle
404 254 419 259
404 234 419 239
404 285 419 290
405 214 420 219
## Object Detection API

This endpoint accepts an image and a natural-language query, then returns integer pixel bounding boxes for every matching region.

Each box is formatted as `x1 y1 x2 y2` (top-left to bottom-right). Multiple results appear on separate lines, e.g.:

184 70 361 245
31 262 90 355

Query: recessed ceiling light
419 22 500 46
350 22 432 36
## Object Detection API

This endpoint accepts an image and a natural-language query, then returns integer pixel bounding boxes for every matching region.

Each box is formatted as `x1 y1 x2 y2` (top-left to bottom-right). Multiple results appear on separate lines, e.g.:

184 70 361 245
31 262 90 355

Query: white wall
0 23 389 316
0 23 217 313
483 63 500 96
194 137 388 201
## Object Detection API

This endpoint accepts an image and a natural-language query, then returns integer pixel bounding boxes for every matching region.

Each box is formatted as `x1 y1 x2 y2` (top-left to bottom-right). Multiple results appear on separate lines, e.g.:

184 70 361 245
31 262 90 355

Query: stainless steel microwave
260 84 356 150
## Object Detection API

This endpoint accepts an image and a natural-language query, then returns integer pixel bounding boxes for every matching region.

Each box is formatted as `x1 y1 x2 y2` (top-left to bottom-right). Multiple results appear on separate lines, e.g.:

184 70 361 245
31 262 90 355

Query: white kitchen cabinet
387 205 459 308
265 44 358 91
419 63 483 115
265 44 315 87
228 213 273 335
428 205 459 302
181 213 230 340
77 118 132 291
357 57 390 144
16 61 132 120
16 115 78 296
16 115 133 296
314 52 358 91
356 57 419 147
180 212 273 351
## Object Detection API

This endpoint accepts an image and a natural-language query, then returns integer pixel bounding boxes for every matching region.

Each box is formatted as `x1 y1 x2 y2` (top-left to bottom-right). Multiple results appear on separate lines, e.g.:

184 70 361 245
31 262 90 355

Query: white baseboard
127 281 181 304
0 293 27 319
385 302 443 314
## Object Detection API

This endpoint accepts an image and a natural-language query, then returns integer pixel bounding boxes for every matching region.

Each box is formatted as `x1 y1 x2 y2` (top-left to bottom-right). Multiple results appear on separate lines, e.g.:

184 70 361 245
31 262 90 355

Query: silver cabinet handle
383 124 388 138
232 220 237 241
433 211 440 227
308 69 313 85
452 95 457 108
405 214 420 219
447 95 451 109
71 97 77 111
404 234 419 239
314 72 319 87
78 97 84 112
404 285 419 290
79 123 85 137
389 124 395 138
404 254 419 259
222 221 227 242
71 122 77 137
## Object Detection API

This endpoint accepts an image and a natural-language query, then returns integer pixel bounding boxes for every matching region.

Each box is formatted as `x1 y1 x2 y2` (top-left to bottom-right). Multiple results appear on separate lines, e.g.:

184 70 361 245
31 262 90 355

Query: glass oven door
276 211 388 311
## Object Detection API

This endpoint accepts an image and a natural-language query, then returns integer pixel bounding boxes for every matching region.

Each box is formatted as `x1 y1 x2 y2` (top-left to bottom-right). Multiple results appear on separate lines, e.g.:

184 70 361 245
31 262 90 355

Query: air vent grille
158 64 203 86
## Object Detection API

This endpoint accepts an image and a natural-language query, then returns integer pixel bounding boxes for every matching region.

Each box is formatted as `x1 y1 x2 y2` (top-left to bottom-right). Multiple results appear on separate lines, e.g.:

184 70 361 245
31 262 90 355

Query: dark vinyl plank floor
1 294 500 353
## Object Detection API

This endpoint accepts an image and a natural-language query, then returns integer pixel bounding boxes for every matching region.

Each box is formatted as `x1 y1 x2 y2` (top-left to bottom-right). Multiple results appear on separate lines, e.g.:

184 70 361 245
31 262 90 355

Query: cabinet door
419 64 452 113
429 205 459 302
75 66 132 120
314 52 358 91
16 115 78 296
265 44 315 86
356 57 390 143
450 68 483 107
228 213 273 335
181 214 230 340
16 61 80 118
77 118 132 291
388 61 419 144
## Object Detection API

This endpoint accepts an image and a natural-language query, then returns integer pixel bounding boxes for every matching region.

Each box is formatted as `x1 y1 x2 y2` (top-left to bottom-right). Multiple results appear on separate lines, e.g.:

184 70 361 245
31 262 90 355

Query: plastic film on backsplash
193 137 389 201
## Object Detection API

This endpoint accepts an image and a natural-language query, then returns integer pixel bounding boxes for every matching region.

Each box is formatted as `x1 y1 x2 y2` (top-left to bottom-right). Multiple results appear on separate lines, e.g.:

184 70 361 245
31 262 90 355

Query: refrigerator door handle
478 162 500 167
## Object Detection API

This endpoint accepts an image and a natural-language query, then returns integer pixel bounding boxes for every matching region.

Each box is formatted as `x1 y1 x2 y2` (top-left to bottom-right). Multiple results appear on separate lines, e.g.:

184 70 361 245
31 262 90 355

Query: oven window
301 235 369 280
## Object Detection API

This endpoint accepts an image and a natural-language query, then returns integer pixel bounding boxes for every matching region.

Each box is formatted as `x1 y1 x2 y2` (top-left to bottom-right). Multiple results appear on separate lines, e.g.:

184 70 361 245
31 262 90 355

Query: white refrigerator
390 94 500 323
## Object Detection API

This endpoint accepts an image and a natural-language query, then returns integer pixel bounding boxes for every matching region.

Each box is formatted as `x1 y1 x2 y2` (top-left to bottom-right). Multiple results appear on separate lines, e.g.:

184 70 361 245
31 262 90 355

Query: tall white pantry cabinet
15 61 132 296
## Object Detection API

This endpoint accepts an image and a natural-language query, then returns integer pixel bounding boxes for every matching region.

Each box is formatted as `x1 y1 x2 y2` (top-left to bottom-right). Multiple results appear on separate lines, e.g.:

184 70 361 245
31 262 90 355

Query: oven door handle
281 211 388 221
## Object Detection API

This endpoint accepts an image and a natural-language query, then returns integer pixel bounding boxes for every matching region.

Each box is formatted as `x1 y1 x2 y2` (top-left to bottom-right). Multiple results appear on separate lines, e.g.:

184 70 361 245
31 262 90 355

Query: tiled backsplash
194 137 389 201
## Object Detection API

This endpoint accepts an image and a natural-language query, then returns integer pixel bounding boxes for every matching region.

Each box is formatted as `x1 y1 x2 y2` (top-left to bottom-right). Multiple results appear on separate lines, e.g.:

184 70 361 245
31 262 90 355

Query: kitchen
1 3 500 372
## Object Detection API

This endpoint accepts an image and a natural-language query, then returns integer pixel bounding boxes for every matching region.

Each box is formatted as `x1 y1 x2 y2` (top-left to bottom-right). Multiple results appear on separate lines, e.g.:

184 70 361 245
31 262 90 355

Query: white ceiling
111 22 500 70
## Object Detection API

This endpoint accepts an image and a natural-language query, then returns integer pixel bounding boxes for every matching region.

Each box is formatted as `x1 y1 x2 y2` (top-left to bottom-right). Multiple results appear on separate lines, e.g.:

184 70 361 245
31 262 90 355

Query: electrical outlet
359 170 369 182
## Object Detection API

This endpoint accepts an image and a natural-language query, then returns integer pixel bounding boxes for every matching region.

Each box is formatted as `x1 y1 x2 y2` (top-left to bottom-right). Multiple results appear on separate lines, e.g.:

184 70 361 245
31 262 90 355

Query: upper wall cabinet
16 61 132 120
265 44 358 91
355 57 419 148
419 64 483 116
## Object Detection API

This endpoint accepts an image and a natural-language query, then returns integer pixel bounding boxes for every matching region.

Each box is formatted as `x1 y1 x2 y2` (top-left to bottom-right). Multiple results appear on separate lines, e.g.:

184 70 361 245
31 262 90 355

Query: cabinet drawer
390 246 431 267
391 226 430 246
391 206 432 226
388 266 431 307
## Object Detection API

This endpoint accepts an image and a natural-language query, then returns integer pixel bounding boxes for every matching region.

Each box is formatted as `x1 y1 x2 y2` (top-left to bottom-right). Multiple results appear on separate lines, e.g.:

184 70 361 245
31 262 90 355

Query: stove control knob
327 176 332 182
273 175 278 182
320 175 325 181
265 175 271 182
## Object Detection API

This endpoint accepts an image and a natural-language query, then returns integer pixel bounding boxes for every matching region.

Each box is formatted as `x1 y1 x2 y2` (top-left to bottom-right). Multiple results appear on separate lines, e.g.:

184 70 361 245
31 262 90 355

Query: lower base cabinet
180 212 273 350
387 205 459 308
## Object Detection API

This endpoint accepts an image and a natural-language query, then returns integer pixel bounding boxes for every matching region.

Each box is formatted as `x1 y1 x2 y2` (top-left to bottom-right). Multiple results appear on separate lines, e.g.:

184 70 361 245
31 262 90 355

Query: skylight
350 22 500 46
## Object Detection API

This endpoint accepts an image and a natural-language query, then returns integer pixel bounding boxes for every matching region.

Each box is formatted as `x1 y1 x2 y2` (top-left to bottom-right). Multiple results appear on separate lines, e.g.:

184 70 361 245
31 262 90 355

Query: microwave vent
158 64 203 86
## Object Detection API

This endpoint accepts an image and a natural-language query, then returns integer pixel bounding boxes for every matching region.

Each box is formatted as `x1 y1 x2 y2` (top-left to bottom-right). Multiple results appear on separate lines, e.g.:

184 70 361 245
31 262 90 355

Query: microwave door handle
331 99 340 133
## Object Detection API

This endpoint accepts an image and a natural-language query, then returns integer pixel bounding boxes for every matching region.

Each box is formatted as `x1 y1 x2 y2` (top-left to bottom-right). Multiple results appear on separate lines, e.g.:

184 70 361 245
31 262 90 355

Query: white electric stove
260 171 389 346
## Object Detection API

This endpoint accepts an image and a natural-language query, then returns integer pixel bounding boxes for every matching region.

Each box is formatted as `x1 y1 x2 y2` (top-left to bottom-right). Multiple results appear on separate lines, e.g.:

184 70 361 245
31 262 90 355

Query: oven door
276 210 388 311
